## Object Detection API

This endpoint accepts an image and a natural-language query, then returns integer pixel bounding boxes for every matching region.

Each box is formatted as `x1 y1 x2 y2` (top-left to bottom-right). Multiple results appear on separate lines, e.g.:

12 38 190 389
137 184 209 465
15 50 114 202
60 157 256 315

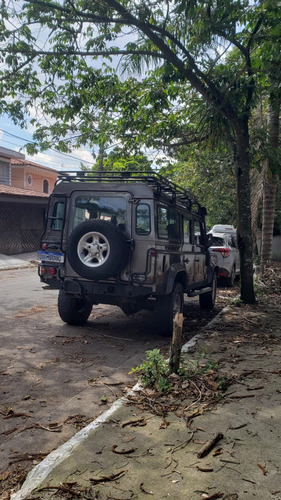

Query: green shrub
130 349 170 391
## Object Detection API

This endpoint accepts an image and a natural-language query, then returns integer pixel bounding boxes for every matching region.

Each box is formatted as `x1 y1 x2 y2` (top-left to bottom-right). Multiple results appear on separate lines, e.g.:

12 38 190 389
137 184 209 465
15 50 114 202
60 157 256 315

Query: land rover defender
38 171 217 335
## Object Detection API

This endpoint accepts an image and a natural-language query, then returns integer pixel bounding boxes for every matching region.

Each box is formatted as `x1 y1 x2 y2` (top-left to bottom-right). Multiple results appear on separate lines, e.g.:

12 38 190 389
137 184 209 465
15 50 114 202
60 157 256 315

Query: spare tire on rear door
67 219 129 280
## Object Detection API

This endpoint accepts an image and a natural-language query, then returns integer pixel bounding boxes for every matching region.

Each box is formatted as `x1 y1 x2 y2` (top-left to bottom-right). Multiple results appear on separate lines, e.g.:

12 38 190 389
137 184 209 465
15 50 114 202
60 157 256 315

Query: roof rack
56 170 200 211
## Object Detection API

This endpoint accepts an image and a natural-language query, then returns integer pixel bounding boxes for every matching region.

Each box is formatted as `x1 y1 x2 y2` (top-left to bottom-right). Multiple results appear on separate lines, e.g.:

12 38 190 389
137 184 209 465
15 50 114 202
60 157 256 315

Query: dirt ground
1 265 281 499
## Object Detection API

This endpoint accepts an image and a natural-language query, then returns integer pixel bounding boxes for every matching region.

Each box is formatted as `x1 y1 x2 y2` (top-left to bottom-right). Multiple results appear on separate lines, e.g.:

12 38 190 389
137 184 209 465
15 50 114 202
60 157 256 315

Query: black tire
226 266 235 287
199 273 217 309
58 290 92 325
155 282 184 336
67 220 129 280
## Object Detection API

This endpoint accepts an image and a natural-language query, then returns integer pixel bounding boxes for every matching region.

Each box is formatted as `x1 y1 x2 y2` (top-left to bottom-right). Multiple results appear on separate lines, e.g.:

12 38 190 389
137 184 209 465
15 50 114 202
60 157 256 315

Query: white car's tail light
212 248 230 258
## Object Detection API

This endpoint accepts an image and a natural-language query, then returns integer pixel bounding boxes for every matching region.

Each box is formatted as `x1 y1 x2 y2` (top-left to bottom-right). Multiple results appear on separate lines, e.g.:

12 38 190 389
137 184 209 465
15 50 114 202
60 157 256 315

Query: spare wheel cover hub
77 231 110 268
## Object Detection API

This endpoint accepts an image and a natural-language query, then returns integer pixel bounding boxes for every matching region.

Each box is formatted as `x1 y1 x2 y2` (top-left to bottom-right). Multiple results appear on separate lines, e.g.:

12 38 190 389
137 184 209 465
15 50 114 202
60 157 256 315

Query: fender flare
164 265 187 295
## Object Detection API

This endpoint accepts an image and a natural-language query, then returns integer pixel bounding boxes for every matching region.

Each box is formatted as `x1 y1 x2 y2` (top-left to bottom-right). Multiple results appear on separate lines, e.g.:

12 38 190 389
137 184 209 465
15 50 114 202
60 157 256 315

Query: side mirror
206 233 213 247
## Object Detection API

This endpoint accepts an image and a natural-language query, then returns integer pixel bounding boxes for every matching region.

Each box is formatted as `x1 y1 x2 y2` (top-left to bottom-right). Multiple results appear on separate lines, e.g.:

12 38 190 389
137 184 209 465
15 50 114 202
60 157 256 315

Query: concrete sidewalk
10 299 281 500
0 252 38 270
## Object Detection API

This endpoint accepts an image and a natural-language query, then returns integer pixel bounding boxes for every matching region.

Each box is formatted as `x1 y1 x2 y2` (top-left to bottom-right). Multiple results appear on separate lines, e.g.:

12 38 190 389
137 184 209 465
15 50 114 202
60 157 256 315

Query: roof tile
0 184 49 198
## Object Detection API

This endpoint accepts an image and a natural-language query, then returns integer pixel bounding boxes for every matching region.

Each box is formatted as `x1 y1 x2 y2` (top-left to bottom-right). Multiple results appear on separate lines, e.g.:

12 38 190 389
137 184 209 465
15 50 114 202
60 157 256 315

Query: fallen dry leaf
197 466 214 472
0 470 11 481
140 483 153 495
111 444 137 454
257 463 267 475
213 448 223 456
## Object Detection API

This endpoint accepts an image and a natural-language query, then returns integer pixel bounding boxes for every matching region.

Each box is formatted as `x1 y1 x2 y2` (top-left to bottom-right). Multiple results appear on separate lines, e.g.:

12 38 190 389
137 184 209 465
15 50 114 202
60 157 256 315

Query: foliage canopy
1 0 281 303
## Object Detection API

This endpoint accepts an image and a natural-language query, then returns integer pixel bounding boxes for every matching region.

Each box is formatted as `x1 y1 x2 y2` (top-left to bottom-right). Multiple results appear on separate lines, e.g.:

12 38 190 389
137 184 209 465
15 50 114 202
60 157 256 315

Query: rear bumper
41 276 153 299
217 267 231 278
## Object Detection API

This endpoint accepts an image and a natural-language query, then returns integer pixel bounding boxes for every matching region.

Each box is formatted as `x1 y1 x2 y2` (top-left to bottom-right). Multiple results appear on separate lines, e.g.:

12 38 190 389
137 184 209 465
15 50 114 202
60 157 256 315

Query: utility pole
98 143 105 180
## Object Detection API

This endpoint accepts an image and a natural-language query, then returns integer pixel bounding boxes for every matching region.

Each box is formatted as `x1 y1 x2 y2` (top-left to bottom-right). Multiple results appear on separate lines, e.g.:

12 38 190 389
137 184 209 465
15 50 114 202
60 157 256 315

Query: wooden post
169 313 184 374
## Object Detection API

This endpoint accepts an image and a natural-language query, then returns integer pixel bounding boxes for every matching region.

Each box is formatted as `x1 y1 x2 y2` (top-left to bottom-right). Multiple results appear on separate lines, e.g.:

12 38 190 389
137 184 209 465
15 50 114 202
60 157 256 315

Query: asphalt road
0 266 170 484
0 265 232 495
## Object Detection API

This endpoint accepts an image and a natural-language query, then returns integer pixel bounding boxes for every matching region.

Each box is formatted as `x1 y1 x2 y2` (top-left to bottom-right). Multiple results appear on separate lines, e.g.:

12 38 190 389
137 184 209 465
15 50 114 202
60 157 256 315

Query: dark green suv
38 172 217 335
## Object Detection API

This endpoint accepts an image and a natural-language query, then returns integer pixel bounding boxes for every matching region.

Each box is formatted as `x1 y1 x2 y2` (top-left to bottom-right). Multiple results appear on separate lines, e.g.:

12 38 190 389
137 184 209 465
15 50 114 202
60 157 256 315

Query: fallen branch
4 408 32 419
9 452 47 464
90 469 127 484
197 432 224 458
35 422 62 432
121 417 146 428
37 484 79 495
229 394 255 399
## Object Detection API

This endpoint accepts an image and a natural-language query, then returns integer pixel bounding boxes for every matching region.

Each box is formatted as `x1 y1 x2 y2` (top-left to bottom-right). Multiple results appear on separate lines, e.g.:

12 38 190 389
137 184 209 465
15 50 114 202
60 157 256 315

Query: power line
0 128 94 166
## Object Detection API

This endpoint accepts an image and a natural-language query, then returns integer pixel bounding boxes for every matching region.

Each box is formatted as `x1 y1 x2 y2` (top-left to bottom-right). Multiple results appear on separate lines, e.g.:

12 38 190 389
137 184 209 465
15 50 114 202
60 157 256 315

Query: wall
10 166 25 189
256 235 281 262
11 165 57 193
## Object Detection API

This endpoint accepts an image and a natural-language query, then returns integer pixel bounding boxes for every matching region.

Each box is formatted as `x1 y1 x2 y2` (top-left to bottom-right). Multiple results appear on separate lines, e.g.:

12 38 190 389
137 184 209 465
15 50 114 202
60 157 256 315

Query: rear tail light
42 243 48 250
39 266 47 276
48 267 57 275
212 248 230 258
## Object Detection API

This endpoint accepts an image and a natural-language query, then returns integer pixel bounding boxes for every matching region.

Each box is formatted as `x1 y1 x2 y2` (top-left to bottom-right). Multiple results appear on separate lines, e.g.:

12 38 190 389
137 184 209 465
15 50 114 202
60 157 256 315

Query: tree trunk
169 313 184 375
261 164 278 267
98 143 105 181
261 97 280 269
234 122 256 304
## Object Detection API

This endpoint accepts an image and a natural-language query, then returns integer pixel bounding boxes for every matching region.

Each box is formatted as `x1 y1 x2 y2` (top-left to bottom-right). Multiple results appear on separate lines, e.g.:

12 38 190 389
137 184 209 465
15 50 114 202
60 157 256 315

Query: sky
0 3 95 172
0 3 135 173
0 115 96 172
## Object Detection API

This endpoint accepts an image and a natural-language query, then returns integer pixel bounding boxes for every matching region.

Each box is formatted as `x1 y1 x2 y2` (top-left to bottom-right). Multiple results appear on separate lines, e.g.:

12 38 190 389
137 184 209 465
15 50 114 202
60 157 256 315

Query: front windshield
73 195 127 230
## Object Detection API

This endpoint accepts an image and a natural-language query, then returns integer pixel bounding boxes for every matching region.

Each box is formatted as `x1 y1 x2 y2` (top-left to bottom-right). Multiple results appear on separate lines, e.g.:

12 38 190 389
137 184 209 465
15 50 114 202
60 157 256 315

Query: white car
211 224 236 234
209 226 240 286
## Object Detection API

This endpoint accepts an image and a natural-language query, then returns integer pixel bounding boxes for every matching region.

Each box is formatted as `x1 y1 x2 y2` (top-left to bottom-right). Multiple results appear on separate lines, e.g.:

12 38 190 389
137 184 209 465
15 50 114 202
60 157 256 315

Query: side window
157 206 181 241
157 206 169 238
51 201 65 230
193 220 204 246
136 204 151 235
184 218 192 243
231 235 237 248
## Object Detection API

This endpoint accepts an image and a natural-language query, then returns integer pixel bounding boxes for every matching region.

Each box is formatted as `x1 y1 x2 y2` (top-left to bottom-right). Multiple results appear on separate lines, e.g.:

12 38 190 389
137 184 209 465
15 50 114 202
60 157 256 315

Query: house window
0 162 10 186
27 175 32 186
43 179 49 193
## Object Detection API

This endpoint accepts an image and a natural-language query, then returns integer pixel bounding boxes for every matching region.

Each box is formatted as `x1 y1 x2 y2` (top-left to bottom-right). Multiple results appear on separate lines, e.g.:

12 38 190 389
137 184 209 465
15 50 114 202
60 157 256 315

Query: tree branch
0 55 37 82
0 48 164 59
7 0 241 125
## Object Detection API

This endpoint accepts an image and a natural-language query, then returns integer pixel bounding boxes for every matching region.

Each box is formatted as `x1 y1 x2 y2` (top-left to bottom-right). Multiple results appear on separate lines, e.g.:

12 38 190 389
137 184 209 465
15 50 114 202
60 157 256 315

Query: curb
11 307 227 500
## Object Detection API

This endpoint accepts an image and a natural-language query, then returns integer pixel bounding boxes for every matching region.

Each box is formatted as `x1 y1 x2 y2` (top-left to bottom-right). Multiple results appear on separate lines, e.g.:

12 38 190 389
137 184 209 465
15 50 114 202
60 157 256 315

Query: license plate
37 250 65 263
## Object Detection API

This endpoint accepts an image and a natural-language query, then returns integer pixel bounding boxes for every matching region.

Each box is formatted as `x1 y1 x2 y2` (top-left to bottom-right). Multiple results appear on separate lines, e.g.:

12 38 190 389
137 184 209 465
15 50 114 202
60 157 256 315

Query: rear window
73 195 127 230
212 236 224 246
